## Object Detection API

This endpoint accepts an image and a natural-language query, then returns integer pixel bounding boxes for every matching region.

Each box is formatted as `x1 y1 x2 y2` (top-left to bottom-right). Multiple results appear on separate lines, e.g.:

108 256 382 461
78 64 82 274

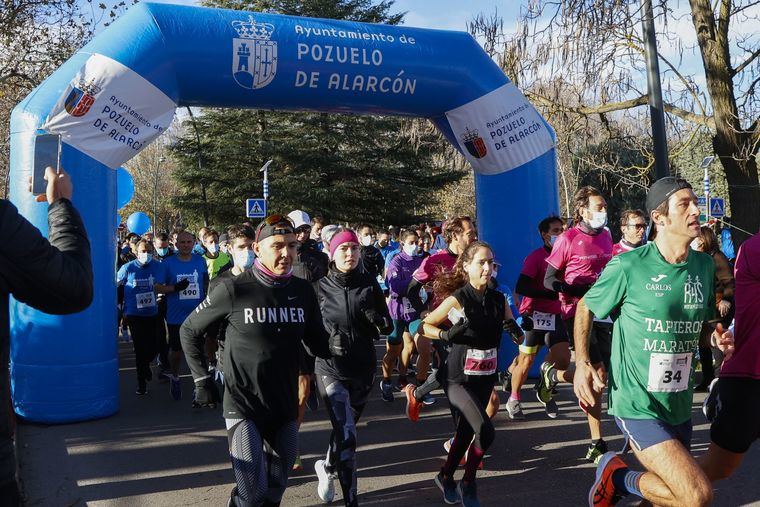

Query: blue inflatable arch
9 3 558 422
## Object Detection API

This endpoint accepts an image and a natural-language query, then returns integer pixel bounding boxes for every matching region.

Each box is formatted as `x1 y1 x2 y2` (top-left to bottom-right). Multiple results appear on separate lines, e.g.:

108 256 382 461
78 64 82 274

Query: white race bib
179 282 200 300
532 311 556 331
464 348 497 376
136 291 156 309
402 297 414 315
647 352 692 393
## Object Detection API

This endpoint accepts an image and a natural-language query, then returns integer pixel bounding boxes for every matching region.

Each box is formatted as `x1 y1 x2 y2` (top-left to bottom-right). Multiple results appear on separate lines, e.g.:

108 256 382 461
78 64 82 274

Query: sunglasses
255 214 295 242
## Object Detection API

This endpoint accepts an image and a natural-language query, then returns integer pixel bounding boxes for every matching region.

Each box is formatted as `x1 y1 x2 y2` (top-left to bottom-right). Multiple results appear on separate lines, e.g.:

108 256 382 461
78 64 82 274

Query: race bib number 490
647 352 692 393
179 282 200 300
464 348 497 376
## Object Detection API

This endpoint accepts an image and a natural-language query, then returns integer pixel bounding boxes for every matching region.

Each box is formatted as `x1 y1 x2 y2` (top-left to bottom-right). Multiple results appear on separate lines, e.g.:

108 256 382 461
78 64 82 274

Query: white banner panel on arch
445 83 555 176
42 53 177 169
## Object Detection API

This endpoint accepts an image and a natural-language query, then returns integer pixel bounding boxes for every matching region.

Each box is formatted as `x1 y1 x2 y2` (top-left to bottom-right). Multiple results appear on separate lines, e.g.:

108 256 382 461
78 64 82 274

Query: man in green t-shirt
575 177 735 507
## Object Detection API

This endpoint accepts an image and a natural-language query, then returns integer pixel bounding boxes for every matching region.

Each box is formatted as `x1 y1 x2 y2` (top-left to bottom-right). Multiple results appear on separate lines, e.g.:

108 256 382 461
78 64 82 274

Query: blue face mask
192 243 206 255
156 247 169 257
137 252 152 265
233 249 255 269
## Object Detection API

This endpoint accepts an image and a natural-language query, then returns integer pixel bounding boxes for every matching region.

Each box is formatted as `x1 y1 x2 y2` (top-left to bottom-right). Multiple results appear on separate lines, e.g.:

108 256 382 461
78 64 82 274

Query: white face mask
403 244 418 256
207 243 219 254
491 269 498 279
690 239 701 251
137 252 152 265
549 234 559 246
588 211 607 229
233 249 255 269
360 235 373 247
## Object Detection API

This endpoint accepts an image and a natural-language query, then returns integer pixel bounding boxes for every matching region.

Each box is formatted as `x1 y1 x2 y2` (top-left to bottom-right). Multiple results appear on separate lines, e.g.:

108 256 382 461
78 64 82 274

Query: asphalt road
16 342 760 506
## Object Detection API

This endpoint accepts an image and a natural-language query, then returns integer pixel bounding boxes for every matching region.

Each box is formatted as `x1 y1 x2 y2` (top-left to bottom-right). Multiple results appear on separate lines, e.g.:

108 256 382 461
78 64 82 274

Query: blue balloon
126 211 151 235
116 167 134 210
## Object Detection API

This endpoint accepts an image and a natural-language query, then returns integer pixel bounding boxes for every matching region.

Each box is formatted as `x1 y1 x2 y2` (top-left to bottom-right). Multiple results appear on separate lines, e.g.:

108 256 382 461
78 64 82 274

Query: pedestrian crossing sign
246 198 266 218
710 198 724 217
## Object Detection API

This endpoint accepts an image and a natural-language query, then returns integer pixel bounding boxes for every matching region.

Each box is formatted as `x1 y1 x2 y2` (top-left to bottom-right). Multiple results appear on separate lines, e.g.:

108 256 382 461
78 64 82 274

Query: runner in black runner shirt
313 229 393 507
420 241 516 507
180 215 330 507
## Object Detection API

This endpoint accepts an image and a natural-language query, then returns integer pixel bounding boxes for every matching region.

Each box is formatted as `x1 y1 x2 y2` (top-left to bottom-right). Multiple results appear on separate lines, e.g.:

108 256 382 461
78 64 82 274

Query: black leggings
442 381 495 482
226 419 298 507
125 315 158 387
317 374 372 507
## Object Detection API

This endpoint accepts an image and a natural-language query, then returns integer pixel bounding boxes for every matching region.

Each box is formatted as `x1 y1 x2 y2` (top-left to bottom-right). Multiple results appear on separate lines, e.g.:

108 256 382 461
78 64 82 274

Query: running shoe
315 459 335 503
702 377 720 422
501 370 513 393
422 392 436 405
585 440 609 464
158 368 171 383
292 454 303 472
434 471 460 505
135 386 147 395
459 480 481 507
588 451 626 506
380 380 394 402
170 376 181 401
544 397 559 419
393 378 407 392
536 362 557 405
404 384 422 422
505 399 525 420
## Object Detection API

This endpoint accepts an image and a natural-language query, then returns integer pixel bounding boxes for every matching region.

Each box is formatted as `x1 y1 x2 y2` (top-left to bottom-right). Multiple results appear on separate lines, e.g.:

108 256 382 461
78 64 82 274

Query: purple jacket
385 251 424 321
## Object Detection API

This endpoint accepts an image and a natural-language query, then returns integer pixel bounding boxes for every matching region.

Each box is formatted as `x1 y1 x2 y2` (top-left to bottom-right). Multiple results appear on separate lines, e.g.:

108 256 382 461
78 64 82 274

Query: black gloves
552 281 590 298
364 308 393 335
193 377 221 408
504 318 524 344
439 319 469 343
520 313 534 332
174 278 191 292
329 325 350 357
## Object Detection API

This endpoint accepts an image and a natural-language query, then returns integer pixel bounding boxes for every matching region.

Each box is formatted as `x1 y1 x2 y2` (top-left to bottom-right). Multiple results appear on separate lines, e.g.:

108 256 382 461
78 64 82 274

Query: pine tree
170 0 464 229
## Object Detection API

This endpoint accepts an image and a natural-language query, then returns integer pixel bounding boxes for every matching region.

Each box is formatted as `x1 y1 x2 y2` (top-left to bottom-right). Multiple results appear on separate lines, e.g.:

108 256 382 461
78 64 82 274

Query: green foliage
171 0 463 229
171 109 464 228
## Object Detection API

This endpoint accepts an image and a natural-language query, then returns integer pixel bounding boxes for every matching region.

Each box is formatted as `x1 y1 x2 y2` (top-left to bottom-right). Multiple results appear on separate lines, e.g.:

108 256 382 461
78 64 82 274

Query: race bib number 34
647 352 692 393
464 348 497 376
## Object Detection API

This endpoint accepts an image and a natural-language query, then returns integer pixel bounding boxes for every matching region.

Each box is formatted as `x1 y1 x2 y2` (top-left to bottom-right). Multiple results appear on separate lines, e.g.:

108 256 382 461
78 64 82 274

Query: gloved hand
363 308 382 326
364 308 392 335
175 278 191 292
520 313 534 332
439 319 469 343
193 377 221 408
504 318 524 344
329 326 350 357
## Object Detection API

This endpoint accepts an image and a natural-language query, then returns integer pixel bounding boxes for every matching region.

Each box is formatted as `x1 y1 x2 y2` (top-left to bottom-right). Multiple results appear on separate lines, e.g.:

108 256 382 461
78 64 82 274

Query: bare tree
471 0 758 242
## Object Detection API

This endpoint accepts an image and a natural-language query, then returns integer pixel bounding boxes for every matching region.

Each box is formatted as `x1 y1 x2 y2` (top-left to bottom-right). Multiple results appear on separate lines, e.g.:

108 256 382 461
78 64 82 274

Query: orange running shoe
404 383 422 422
589 451 627 506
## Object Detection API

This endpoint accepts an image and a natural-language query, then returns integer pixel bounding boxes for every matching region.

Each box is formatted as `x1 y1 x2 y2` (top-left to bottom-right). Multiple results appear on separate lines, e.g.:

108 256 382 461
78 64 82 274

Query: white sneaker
315 459 335 503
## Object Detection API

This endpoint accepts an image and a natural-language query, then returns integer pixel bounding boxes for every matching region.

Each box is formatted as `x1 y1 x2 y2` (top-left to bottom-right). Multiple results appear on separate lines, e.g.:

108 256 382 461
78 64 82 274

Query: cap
329 230 360 258
255 215 295 243
218 233 228 244
287 210 311 230
646 177 693 215
321 224 340 244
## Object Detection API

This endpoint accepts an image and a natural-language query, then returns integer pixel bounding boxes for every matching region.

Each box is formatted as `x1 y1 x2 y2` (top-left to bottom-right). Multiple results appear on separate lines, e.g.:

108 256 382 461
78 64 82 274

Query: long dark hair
433 241 493 300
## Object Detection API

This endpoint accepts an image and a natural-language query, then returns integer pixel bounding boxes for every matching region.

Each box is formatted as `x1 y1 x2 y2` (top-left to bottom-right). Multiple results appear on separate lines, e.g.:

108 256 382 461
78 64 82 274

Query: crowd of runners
114 177 759 507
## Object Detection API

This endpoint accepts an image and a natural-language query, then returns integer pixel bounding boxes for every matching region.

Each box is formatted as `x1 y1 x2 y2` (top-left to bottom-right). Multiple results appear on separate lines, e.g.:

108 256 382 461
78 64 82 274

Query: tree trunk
690 0 759 244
